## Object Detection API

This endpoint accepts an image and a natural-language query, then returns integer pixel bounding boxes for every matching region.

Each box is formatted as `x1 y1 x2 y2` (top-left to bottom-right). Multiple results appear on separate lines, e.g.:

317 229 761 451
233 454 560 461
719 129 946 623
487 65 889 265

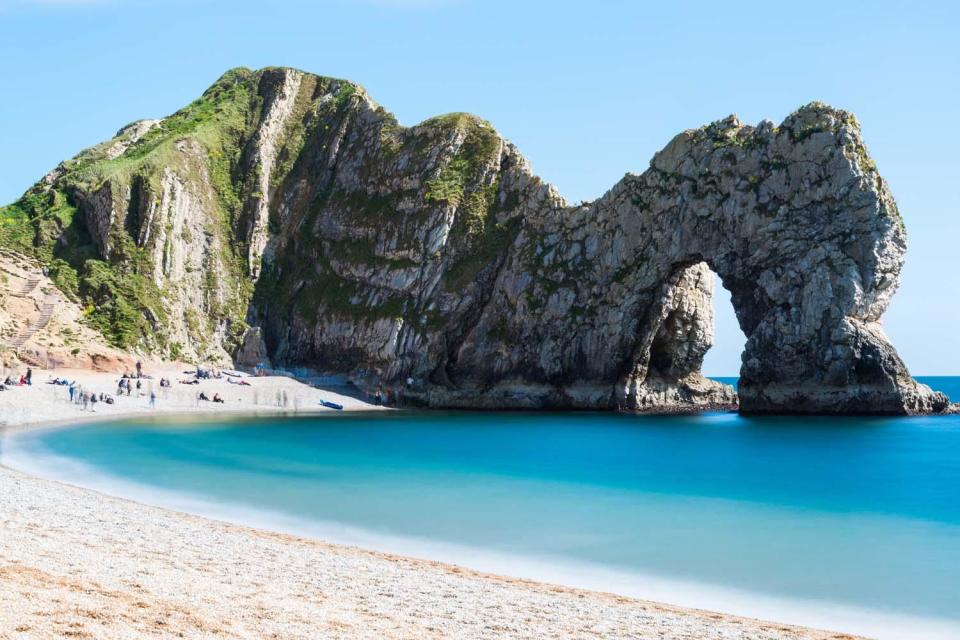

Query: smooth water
3 377 960 640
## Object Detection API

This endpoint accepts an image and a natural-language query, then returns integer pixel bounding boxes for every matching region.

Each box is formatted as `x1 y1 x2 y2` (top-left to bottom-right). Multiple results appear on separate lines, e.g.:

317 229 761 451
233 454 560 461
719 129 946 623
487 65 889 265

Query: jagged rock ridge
0 66 948 414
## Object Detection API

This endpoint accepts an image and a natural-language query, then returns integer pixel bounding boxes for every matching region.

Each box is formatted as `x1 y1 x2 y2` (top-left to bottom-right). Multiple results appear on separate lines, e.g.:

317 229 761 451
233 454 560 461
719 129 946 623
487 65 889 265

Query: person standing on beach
136 361 142 378
25 367 32 385
68 382 75 404
150 390 156 408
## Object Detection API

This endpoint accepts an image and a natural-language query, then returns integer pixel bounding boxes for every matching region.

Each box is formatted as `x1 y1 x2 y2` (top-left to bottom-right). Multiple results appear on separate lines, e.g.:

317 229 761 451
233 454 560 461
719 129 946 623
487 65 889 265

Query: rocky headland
0 66 947 414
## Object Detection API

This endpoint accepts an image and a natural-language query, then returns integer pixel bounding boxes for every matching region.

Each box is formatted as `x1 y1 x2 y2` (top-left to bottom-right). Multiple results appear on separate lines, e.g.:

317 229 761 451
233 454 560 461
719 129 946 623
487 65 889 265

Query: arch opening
701 270 748 380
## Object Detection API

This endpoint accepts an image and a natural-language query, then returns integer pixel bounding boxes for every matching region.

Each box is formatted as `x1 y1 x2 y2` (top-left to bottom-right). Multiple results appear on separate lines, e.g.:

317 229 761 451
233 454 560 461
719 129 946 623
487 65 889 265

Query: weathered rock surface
1 66 947 414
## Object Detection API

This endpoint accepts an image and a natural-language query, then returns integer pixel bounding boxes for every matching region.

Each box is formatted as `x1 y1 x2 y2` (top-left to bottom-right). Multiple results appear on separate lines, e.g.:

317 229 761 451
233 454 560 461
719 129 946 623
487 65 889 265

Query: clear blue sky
1 0 957 374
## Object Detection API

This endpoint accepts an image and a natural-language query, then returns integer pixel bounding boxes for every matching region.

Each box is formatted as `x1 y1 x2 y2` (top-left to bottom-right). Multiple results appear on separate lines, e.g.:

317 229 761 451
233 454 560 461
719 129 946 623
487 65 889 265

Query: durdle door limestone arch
7 68 947 414
601 106 949 414
416 104 948 414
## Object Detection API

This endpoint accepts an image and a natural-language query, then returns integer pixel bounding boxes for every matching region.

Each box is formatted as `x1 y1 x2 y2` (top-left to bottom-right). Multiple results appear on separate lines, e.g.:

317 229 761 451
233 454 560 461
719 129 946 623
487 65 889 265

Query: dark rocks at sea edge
2 66 949 415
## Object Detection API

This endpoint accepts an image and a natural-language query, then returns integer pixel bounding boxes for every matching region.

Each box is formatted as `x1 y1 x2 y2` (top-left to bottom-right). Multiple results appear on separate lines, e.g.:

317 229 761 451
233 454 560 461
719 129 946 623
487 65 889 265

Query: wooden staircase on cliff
9 299 56 349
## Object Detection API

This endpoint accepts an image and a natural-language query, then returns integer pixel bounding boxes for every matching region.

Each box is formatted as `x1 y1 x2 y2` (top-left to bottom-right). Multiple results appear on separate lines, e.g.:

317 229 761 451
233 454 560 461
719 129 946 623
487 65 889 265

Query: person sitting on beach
19 375 27 386
212 393 224 404
198 392 209 401
4 376 14 386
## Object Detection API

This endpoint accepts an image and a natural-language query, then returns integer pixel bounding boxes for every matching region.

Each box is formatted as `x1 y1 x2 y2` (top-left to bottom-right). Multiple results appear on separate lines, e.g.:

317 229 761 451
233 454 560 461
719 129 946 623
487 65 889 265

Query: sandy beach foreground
0 369 859 639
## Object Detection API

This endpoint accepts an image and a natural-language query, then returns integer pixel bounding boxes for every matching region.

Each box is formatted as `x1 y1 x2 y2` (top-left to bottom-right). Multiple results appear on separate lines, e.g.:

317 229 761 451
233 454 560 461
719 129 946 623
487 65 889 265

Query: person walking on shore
150 390 156 408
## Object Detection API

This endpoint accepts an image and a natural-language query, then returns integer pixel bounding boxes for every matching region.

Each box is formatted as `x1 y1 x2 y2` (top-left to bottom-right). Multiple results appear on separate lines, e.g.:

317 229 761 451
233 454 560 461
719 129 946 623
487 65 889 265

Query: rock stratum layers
0 67 948 414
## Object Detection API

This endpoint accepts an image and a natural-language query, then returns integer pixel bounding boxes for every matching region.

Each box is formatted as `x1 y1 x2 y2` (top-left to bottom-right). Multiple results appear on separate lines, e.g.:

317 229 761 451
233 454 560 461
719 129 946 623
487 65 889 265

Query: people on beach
150 391 156 408
212 393 224 404
26 367 32 385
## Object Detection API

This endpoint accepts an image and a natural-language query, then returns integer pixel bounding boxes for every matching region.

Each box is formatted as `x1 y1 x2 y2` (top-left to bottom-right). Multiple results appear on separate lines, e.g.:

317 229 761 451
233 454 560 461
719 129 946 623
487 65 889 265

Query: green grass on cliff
0 67 261 353
424 113 500 230
421 113 517 291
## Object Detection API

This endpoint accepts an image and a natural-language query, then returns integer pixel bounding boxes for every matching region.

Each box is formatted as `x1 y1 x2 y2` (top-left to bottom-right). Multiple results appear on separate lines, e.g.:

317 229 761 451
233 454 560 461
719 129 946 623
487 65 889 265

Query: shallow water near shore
3 376 960 639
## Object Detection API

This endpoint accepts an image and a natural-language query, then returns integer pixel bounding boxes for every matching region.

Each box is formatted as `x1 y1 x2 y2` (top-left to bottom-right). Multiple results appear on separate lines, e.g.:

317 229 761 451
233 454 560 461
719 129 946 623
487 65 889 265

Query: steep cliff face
0 66 947 414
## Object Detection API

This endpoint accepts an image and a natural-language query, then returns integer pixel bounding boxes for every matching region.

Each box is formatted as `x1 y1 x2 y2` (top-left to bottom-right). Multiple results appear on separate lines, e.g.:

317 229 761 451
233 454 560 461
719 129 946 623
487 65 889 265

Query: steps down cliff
0 66 948 414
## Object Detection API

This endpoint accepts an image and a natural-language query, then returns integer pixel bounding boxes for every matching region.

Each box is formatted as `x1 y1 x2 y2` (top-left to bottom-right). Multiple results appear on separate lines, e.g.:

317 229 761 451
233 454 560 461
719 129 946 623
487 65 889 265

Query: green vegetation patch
0 67 263 352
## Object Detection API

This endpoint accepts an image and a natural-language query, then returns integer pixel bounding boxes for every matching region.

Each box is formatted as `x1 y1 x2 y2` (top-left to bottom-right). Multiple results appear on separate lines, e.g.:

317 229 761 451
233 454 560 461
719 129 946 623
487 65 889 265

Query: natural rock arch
428 104 947 414
608 107 945 414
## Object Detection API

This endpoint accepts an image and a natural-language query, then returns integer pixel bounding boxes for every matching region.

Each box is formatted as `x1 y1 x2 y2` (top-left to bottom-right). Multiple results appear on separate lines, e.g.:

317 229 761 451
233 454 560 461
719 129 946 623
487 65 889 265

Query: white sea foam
3 431 959 640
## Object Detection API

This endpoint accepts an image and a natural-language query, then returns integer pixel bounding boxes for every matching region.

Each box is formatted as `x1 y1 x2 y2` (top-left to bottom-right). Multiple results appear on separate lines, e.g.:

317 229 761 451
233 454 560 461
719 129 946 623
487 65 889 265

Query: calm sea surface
3 376 960 639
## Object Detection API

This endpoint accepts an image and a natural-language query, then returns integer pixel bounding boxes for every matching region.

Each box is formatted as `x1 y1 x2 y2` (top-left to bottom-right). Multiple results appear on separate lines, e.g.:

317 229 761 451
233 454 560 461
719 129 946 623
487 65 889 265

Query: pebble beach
0 368 861 640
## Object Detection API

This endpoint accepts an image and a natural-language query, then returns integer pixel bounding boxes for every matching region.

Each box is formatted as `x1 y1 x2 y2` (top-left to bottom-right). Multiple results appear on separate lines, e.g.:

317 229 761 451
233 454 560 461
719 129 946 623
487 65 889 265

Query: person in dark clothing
25 368 32 385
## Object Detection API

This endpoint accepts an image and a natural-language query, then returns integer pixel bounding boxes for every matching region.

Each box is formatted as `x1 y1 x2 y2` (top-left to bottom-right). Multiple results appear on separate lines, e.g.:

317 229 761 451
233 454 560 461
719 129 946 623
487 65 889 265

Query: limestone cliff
0 66 947 414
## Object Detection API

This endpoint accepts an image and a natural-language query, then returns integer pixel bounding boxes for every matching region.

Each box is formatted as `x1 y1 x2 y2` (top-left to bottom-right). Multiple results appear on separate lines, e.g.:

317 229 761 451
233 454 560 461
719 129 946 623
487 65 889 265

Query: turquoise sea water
3 376 960 639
